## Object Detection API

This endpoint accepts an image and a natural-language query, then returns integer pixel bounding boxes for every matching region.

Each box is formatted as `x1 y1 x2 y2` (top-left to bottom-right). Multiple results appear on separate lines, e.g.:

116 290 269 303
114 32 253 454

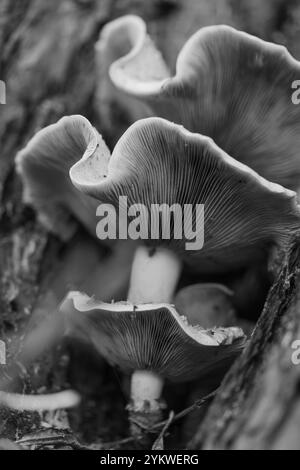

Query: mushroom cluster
71 117 300 303
67 116 300 428
13 16 300 434
98 16 300 193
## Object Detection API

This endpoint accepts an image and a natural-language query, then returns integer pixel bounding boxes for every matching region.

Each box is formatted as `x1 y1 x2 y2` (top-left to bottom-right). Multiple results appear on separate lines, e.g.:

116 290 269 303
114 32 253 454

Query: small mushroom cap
97 15 170 98
62 291 246 382
174 283 236 329
174 283 254 337
15 115 110 240
95 8 206 140
104 19 300 191
95 15 169 142
70 117 300 274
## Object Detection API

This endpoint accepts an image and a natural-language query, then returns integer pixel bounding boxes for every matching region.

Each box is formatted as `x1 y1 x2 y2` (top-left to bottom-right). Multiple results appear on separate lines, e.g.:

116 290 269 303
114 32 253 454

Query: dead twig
105 389 218 449
129 389 218 433
16 429 89 450
152 411 175 450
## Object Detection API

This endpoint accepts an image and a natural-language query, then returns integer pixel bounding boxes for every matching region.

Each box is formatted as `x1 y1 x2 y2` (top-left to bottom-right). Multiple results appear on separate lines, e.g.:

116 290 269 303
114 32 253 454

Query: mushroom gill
62 290 246 432
70 117 300 276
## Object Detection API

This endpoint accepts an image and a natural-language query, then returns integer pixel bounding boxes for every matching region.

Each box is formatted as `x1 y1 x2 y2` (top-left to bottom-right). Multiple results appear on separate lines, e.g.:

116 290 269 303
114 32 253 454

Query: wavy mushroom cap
102 17 300 191
16 115 110 240
70 117 300 274
95 7 206 141
62 291 246 382
97 15 171 97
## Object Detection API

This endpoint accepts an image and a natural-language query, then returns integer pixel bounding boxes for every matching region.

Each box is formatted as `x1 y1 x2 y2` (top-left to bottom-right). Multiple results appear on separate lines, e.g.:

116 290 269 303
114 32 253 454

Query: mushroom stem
128 370 166 435
127 246 181 434
127 245 182 304
0 390 80 411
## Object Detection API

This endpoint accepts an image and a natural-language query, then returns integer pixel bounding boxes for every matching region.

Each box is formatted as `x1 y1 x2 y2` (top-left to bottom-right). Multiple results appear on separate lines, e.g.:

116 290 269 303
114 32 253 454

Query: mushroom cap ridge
16 115 110 239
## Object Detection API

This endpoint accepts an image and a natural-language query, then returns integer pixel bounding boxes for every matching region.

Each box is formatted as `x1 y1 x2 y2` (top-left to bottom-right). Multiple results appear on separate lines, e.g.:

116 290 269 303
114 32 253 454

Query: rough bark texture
191 238 300 450
1 0 300 448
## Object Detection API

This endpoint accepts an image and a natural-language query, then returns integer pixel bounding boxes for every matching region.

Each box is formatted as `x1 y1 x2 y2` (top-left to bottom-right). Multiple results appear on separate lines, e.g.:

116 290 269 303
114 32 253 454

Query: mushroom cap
62 291 246 382
97 15 171 98
70 117 300 274
95 15 159 141
15 115 110 240
174 283 236 329
103 17 300 191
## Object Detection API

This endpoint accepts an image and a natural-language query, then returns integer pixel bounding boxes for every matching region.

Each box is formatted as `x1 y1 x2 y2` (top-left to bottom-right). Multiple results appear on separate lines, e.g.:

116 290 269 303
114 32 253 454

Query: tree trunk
191 238 300 450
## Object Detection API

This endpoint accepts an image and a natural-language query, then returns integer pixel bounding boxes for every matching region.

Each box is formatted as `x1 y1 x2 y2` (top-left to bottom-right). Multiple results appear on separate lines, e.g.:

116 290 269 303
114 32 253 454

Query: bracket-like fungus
61 291 246 430
70 117 300 305
102 16 300 191
16 115 110 240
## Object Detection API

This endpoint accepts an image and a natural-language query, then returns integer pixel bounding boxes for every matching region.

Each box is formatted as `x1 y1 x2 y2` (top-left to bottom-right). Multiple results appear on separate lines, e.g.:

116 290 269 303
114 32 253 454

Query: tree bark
191 237 300 450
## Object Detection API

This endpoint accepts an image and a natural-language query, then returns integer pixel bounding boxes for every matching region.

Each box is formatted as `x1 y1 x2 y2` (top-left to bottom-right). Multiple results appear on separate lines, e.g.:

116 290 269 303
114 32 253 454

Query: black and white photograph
1 0 300 455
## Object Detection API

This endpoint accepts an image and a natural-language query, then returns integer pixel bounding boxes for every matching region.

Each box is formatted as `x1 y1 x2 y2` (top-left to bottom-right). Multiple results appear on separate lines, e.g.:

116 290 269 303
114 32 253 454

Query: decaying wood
1 0 300 447
191 237 300 450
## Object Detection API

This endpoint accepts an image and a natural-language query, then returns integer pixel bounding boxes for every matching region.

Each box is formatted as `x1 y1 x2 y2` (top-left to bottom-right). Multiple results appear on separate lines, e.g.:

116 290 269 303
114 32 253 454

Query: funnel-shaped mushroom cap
97 15 171 98
174 283 254 337
70 117 300 274
62 291 246 382
95 15 170 141
16 115 110 240
103 18 300 191
175 284 236 329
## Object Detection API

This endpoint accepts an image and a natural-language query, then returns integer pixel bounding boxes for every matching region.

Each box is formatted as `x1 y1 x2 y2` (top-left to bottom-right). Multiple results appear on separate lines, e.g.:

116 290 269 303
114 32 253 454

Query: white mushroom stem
0 390 80 411
130 370 164 413
127 245 181 423
127 245 182 304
